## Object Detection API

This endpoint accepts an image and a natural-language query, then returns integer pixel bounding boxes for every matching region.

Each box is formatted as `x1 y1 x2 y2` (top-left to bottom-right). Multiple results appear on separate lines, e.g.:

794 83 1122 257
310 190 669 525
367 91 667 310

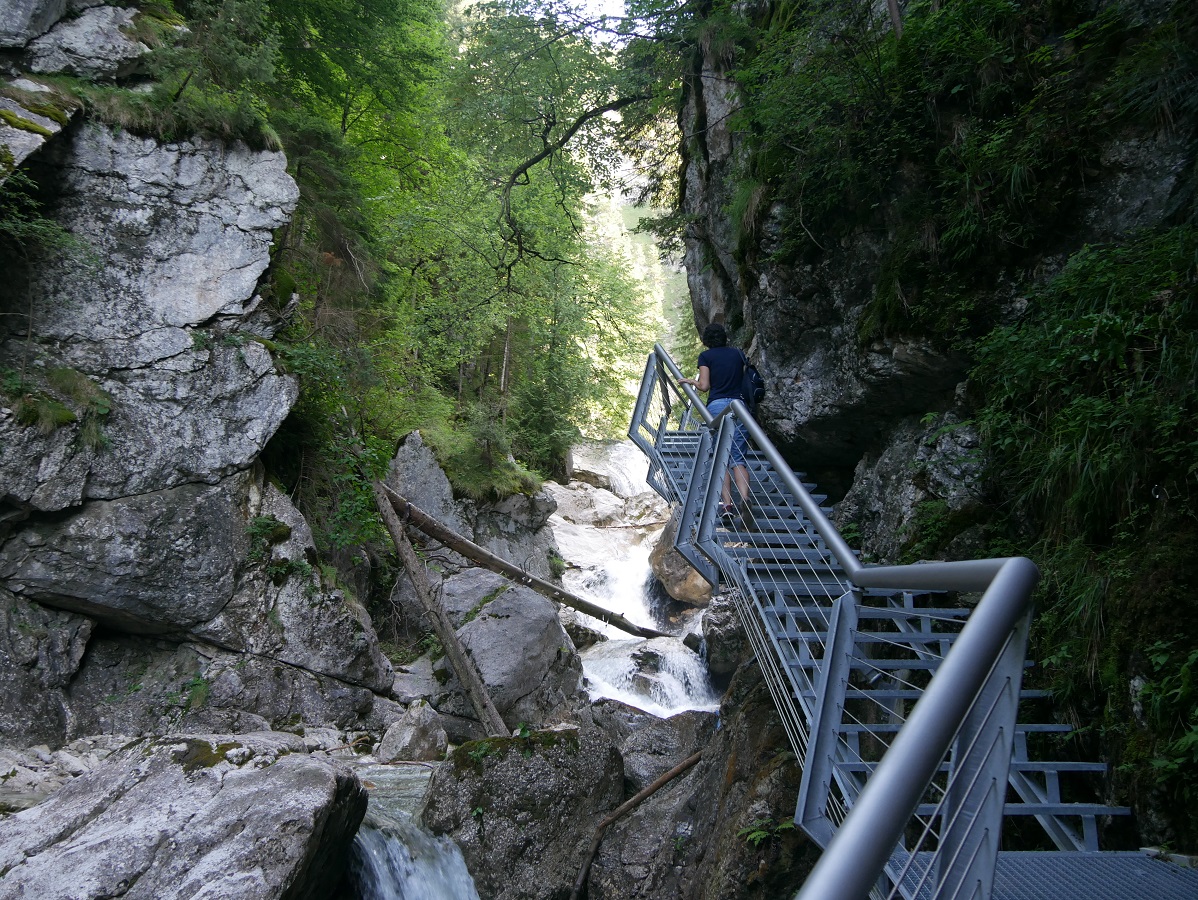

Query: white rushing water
554 440 720 717
349 810 480 900
347 439 716 898
345 764 480 900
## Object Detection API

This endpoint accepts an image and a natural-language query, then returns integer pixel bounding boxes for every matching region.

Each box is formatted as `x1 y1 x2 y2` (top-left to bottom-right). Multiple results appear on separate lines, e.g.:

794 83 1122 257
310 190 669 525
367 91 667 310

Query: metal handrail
633 343 1042 900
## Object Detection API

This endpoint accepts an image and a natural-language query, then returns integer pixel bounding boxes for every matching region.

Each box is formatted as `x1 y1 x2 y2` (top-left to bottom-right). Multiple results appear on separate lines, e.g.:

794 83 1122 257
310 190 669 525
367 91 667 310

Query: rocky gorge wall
675 0 1197 848
677 0 1194 546
0 0 405 756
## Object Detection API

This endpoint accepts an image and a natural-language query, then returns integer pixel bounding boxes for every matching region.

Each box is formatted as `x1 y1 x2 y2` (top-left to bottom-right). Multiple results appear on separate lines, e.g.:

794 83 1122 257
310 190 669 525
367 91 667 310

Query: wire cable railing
627 342 1138 900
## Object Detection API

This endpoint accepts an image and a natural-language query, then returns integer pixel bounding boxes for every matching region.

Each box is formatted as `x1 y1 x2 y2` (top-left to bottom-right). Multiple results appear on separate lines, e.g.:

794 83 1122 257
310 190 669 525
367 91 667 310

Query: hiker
679 322 753 523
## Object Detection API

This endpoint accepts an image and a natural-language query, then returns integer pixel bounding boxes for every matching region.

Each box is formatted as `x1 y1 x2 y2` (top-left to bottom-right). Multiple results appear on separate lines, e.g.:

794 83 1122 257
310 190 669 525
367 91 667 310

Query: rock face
25 5 149 78
700 590 750 677
0 733 366 900
386 430 560 581
586 663 820 899
0 115 396 741
0 589 92 746
0 0 65 49
834 406 988 563
1 123 299 515
421 724 624 900
677 4 1194 488
648 510 712 607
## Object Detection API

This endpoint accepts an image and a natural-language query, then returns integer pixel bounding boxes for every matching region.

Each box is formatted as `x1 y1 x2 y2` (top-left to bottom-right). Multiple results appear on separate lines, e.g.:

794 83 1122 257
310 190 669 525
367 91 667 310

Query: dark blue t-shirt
698 346 744 402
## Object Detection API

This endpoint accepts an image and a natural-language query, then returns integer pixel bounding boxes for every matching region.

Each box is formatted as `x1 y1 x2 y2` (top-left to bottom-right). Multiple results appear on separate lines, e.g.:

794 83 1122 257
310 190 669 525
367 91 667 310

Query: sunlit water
555 441 720 717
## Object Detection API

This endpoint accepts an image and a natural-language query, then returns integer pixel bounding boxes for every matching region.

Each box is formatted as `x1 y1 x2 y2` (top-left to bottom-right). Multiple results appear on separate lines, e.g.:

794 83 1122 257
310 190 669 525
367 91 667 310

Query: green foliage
547 548 566 580
975 228 1198 545
1140 643 1198 803
0 169 77 260
737 817 796 848
185 675 211 710
729 0 1197 343
14 393 75 433
0 108 53 137
246 515 292 563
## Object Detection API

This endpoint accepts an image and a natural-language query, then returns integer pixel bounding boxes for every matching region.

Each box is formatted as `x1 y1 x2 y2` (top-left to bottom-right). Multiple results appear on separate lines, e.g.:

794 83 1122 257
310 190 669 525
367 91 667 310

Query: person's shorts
707 397 747 467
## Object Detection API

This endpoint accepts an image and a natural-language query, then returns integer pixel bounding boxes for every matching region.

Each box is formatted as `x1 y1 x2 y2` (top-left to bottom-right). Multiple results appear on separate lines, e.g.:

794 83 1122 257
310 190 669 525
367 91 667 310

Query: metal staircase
629 344 1198 900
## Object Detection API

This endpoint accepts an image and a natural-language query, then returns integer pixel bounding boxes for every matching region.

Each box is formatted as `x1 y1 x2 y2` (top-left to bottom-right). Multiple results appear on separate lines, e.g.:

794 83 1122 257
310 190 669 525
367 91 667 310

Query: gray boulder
386 430 471 537
0 589 92 746
701 590 750 676
194 481 394 694
591 698 717 794
25 5 149 78
0 733 366 900
586 664 819 900
385 430 560 582
421 724 623 900
834 405 986 564
431 568 586 729
0 474 251 633
377 700 448 763
0 0 65 48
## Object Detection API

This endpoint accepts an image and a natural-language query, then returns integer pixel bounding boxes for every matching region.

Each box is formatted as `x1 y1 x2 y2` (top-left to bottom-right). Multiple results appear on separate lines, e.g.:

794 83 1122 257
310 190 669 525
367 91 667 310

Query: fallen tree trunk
569 750 704 900
379 483 667 640
372 481 508 738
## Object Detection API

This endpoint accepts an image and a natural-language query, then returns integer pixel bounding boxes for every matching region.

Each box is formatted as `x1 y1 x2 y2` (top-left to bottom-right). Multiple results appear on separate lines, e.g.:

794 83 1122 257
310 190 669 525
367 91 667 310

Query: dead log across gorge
377 483 667 640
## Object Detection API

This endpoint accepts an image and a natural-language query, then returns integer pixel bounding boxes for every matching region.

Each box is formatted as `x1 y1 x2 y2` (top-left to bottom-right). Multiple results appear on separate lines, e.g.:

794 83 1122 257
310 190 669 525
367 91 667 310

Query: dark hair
701 322 728 348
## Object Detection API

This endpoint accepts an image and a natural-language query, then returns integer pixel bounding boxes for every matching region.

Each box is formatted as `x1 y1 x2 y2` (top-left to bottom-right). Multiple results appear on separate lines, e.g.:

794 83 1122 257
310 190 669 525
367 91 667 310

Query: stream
345 439 716 897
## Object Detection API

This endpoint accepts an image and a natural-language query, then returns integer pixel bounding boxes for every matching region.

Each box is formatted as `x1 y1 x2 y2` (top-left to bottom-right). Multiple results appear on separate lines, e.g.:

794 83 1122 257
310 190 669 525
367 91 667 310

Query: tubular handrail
796 556 1038 899
636 343 1042 900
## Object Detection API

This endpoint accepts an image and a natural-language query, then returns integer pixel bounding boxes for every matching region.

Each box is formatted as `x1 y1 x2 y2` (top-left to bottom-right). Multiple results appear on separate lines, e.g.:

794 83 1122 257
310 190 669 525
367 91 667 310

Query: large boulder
194 481 394 694
0 589 92 746
585 664 820 900
431 568 588 729
834 405 986 564
0 474 253 633
25 5 149 78
591 698 717 794
421 724 623 900
0 733 366 900
0 470 393 695
648 511 712 607
385 430 560 581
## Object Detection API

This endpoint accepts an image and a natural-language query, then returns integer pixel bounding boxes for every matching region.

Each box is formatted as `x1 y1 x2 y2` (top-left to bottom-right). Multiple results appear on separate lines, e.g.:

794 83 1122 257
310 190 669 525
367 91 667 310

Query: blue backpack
739 350 766 413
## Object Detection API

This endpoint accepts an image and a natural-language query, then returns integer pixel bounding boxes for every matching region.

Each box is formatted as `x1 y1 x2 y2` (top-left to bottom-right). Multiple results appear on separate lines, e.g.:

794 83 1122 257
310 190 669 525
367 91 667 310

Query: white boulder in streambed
0 732 366 900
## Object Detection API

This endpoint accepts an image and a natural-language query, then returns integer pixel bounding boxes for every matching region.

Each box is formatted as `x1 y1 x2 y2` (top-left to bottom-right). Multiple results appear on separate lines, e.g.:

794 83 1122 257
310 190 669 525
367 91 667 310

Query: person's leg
707 398 735 508
732 464 750 503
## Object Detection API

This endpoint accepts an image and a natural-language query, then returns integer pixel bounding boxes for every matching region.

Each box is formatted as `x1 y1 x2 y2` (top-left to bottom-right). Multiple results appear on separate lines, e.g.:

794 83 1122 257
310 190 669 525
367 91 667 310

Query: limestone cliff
0 3 397 745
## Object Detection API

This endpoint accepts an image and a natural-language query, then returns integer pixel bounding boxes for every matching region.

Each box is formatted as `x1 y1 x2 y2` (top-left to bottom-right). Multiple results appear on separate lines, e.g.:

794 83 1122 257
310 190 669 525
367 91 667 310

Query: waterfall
348 811 480 900
552 440 719 716
343 763 479 900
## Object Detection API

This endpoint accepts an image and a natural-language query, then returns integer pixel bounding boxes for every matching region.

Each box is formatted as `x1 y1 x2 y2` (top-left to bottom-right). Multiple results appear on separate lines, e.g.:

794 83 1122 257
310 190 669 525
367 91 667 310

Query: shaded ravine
344 439 717 897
